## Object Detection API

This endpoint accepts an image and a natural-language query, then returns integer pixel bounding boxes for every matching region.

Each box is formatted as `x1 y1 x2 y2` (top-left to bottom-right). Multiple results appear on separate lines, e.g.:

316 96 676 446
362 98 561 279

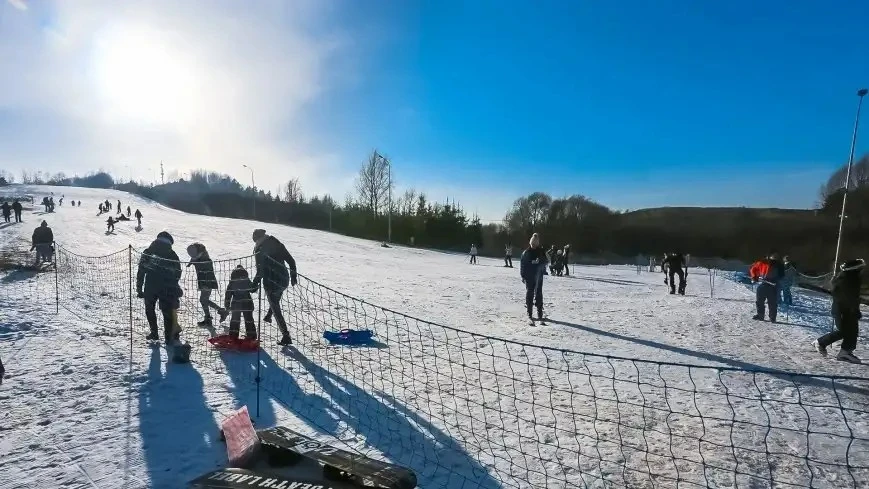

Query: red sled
208 335 260 352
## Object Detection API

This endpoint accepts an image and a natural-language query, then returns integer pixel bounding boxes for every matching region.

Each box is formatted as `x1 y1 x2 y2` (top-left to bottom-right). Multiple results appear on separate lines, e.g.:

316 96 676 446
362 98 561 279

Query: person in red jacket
749 252 785 322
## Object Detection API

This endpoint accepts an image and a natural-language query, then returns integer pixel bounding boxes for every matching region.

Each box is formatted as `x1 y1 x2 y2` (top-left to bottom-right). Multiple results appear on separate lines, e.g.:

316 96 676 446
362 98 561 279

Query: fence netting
34 245 869 487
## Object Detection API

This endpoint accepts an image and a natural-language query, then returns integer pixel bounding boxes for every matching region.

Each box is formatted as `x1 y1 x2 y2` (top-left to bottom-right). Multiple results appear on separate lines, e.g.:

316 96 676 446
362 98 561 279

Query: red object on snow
221 405 260 467
208 335 259 351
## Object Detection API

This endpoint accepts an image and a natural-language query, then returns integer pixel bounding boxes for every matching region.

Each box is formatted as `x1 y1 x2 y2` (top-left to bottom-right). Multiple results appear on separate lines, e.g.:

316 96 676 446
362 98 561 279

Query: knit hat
252 229 267 241
840 259 865 272
41 220 47 227
156 231 174 245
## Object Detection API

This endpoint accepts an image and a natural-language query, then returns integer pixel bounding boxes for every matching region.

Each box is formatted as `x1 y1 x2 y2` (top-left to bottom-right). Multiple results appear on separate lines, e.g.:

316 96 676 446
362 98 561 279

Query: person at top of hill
749 252 785 323
224 265 258 341
30 220 54 265
520 233 547 321
779 256 798 306
12 199 22 222
664 253 687 295
136 231 183 343
813 258 865 363
504 244 513 268
251 229 297 346
469 244 478 264
186 242 227 327
1 201 10 223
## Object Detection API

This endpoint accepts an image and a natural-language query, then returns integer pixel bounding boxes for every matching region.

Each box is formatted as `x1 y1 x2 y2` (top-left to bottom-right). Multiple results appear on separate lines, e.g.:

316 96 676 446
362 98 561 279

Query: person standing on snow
780 256 797 306
117 200 121 214
749 252 785 323
30 220 54 265
562 244 571 276
12 199 22 222
224 265 258 341
469 244 478 264
520 233 547 321
504 244 513 268
136 231 183 343
127 206 131 217
813 259 865 363
664 253 687 295
134 209 143 227
1 201 10 223
251 229 297 346
186 243 228 327
106 216 115 233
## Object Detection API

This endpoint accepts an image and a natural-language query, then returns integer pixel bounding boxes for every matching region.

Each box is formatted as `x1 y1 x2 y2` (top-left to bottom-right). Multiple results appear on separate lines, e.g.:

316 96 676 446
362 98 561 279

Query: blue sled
323 329 374 346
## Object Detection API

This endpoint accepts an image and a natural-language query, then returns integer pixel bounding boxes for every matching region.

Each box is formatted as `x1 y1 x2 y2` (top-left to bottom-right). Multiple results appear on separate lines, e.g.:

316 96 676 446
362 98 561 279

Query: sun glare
92 26 201 127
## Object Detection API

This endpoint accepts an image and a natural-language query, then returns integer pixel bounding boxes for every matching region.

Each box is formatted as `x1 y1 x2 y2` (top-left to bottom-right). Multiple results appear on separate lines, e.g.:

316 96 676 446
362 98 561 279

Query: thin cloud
6 0 27 11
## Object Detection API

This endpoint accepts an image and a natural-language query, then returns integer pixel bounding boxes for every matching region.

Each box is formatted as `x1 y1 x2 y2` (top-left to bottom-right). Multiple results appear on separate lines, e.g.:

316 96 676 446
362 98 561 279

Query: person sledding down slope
136 231 183 343
186 242 228 327
749 252 785 323
30 220 54 266
813 258 865 363
520 233 547 321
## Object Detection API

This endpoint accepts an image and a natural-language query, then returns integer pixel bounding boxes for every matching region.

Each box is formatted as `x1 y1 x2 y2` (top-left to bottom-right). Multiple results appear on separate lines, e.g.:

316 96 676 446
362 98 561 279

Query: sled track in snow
20 244 869 488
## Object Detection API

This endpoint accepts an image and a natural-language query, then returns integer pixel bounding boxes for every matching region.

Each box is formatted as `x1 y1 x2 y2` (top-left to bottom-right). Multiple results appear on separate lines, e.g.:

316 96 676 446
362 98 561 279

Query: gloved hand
137 290 145 299
290 271 298 287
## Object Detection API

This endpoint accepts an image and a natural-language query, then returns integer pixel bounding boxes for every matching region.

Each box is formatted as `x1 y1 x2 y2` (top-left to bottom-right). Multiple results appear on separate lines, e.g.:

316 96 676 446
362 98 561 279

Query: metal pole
54 244 59 314
129 245 133 366
256 273 262 419
387 156 392 243
832 88 868 278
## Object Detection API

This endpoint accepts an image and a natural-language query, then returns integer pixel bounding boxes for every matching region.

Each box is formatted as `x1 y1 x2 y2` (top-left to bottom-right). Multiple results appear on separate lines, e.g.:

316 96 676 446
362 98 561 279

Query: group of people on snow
1 199 23 223
135 228 298 346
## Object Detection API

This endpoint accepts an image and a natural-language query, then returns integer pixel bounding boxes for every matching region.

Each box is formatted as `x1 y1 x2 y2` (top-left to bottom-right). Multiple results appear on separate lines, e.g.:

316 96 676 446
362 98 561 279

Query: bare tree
284 177 303 203
399 188 417 216
355 150 391 216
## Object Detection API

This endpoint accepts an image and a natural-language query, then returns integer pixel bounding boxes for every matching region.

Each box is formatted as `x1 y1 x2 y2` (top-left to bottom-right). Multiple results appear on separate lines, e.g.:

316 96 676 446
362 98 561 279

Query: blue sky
1 1 868 219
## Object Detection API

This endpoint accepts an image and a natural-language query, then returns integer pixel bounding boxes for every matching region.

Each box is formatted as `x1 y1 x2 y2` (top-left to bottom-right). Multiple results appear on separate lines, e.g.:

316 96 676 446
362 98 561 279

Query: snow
1 184 868 488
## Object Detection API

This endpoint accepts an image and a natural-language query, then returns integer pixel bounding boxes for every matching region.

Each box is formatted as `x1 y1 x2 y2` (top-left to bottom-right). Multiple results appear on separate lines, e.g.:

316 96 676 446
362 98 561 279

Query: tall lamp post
242 164 256 219
832 88 869 278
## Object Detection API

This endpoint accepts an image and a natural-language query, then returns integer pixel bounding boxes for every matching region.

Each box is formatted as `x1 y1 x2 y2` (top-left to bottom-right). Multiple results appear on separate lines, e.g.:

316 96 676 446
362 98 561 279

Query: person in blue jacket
779 256 797 306
520 233 547 321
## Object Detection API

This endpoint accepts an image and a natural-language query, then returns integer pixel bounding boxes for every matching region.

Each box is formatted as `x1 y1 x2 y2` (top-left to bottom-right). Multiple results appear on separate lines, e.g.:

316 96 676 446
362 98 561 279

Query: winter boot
527 306 533 321
145 331 159 341
277 334 292 346
198 318 213 327
752 315 763 321
245 331 258 342
218 309 229 323
837 349 861 364
537 307 544 321
812 340 827 357
264 310 273 323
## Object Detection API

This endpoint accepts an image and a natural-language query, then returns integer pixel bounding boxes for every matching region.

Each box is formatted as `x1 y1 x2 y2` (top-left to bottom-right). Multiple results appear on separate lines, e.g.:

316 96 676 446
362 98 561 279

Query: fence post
128 245 133 366
54 246 59 314
255 268 262 419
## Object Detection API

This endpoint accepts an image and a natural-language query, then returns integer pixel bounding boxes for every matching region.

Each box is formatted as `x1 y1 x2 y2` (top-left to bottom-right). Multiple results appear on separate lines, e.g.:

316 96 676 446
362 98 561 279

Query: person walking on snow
1 201 10 223
136 231 183 343
106 216 115 233
186 243 228 327
224 265 258 341
562 244 571 276
252 229 297 346
664 253 687 295
127 206 131 217
134 209 143 227
30 220 54 266
813 259 865 363
12 199 22 222
504 244 513 268
117 200 121 214
780 256 797 306
520 233 547 321
469 244 478 264
749 252 785 323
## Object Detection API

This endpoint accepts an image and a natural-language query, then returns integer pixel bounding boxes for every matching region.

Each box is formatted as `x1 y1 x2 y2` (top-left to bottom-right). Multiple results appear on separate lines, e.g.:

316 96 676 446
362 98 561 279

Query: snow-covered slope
1 185 867 488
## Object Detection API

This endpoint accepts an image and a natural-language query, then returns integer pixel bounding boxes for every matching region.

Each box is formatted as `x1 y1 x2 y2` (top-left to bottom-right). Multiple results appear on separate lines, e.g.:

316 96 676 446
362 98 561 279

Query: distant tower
160 161 165 185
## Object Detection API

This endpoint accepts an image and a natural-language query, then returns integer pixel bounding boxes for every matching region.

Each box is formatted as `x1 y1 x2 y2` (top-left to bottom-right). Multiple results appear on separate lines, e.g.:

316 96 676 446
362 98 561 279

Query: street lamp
242 164 256 219
832 88 868 278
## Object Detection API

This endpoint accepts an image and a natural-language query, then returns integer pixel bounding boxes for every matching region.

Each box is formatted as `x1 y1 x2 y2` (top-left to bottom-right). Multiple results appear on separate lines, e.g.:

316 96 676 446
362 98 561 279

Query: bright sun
92 25 201 127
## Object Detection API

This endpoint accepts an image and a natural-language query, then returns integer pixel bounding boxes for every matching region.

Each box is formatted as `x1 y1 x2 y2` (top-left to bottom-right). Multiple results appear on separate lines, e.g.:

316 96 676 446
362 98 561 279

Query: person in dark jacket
251 229 297 345
749 252 785 322
1 201 10 223
12 199 22 222
136 231 183 342
116 200 121 214
814 259 865 363
186 243 227 327
224 265 258 340
520 233 547 320
664 253 687 295
562 244 571 276
127 205 131 217
30 220 54 265
106 216 115 233
134 209 143 227
504 244 513 268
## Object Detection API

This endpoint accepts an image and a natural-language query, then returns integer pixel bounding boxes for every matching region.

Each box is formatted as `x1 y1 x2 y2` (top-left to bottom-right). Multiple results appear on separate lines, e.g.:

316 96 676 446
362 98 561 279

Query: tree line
4 151 868 273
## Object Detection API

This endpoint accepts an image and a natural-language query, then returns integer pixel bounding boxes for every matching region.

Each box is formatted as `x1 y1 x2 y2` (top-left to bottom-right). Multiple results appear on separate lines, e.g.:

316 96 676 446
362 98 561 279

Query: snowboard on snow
257 426 417 489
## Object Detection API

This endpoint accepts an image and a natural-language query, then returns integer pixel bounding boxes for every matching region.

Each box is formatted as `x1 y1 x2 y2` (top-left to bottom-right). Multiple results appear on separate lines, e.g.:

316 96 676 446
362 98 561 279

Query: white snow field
1 184 868 489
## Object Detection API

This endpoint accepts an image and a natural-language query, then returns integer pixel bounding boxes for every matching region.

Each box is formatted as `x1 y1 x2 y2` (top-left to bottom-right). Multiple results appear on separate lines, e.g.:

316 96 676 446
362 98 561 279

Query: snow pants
34 244 53 264
505 255 512 267
755 282 778 321
470 255 477 264
229 309 256 339
2 213 9 222
144 294 179 339
264 286 289 337
669 268 685 294
818 305 860 352
198 289 223 321
14 211 21 223
525 276 543 317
